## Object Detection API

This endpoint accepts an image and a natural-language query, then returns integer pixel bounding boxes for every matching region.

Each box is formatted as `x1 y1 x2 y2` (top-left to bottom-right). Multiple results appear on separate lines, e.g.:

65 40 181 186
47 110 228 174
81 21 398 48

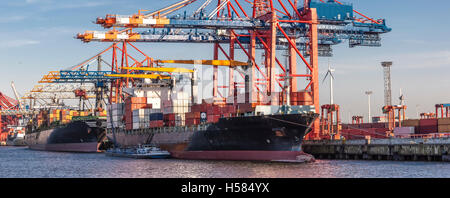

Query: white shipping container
150 108 162 113
117 17 130 24
133 109 151 117
112 109 123 116
143 18 157 25
175 120 185 126
147 98 162 109
133 122 140 130
133 115 148 121
93 33 106 39
117 34 129 39
107 120 122 129
134 90 145 97
394 127 415 135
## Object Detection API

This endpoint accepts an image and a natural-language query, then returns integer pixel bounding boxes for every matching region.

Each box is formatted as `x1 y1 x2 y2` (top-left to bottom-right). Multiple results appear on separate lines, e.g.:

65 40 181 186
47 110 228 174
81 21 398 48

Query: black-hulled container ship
170 112 318 161
25 117 107 153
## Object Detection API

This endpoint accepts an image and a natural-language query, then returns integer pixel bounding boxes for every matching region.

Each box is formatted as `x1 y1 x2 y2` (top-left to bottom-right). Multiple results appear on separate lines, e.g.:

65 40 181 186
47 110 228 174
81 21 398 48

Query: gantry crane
0 92 20 141
382 105 407 134
75 0 391 140
435 104 450 118
35 42 198 109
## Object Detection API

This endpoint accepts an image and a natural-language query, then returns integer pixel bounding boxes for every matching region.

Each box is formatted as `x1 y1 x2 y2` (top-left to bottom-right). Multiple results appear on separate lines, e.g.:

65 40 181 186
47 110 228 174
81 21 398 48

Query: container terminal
0 0 448 162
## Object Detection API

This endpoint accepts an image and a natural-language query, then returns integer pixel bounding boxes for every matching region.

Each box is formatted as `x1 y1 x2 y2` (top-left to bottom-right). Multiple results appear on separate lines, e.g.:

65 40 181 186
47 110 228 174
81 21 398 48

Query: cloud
7 0 52 6
0 16 27 23
7 0 108 10
1 40 40 48
39 1 109 11
394 50 450 69
25 0 40 3
401 39 427 45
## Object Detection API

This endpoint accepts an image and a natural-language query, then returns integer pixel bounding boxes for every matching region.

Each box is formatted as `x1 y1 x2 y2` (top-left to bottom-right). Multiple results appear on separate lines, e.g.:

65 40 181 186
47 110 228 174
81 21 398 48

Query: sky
0 0 449 122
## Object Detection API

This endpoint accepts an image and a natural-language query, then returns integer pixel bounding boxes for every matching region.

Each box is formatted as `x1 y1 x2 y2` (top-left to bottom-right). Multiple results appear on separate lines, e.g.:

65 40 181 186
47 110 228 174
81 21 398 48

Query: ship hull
107 113 317 161
28 142 100 153
186 114 314 151
25 120 106 153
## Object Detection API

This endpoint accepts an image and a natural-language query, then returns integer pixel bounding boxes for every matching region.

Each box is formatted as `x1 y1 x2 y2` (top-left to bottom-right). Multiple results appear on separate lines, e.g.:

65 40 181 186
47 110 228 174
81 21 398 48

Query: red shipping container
125 103 148 111
419 119 438 127
345 124 357 129
150 120 164 128
227 105 234 113
290 92 298 101
200 104 208 112
418 126 438 134
185 113 193 119
185 119 193 126
207 115 214 123
297 91 313 103
164 114 176 121
125 123 133 131
213 106 220 115
359 123 373 129
187 118 202 126
191 105 197 112
194 112 201 119
418 119 438 134
126 97 147 104
164 120 176 127
371 123 386 129
214 115 220 122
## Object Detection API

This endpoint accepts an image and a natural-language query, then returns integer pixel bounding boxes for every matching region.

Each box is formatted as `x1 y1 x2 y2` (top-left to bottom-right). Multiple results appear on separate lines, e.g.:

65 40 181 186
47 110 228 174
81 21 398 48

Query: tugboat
105 145 171 159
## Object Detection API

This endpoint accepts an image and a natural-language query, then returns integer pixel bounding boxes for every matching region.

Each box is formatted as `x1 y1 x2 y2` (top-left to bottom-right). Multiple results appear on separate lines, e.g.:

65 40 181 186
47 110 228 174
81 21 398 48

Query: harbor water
1 146 450 178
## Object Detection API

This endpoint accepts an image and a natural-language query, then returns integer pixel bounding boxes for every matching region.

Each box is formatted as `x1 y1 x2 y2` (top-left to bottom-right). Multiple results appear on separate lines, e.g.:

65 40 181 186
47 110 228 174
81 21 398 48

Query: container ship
25 109 107 153
106 81 318 162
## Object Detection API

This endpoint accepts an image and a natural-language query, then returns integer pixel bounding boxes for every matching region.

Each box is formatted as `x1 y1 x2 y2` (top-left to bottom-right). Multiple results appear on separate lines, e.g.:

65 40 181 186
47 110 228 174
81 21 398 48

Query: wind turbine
323 63 335 104
399 88 405 106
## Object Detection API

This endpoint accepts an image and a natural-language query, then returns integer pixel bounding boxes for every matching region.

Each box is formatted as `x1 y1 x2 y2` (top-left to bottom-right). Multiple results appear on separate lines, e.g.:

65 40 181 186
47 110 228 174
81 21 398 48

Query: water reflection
1 147 450 178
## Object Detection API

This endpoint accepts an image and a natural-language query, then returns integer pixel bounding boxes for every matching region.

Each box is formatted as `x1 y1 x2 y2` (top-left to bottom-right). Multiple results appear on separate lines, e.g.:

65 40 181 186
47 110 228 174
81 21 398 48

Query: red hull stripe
28 142 100 153
170 151 314 162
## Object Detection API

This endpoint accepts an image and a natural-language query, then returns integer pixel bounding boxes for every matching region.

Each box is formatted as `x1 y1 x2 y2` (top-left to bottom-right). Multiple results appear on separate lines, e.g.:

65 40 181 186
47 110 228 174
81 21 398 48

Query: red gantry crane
75 0 391 140
0 92 20 143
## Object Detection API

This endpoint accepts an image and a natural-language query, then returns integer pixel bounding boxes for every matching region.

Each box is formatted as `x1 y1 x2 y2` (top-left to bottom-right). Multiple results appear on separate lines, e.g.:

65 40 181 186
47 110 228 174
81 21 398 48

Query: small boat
105 145 171 159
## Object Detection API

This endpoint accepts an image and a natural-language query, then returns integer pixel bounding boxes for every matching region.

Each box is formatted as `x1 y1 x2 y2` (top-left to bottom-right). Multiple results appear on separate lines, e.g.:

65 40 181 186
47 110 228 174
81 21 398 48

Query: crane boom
10 81 23 110
122 67 194 73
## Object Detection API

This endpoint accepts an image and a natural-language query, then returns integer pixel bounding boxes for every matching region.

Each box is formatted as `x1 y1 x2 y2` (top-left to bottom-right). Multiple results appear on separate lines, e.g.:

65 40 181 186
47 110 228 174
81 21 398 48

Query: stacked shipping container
418 119 438 134
185 103 238 126
125 97 152 130
48 109 92 125
394 127 415 137
340 128 388 140
276 91 314 106
437 118 450 133
149 111 164 128
402 119 420 134
162 92 190 127
107 103 124 129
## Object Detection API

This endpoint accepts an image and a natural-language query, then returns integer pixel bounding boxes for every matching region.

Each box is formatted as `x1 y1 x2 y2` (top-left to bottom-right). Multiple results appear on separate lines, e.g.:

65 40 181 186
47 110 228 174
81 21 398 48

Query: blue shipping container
309 0 353 21
150 113 164 121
